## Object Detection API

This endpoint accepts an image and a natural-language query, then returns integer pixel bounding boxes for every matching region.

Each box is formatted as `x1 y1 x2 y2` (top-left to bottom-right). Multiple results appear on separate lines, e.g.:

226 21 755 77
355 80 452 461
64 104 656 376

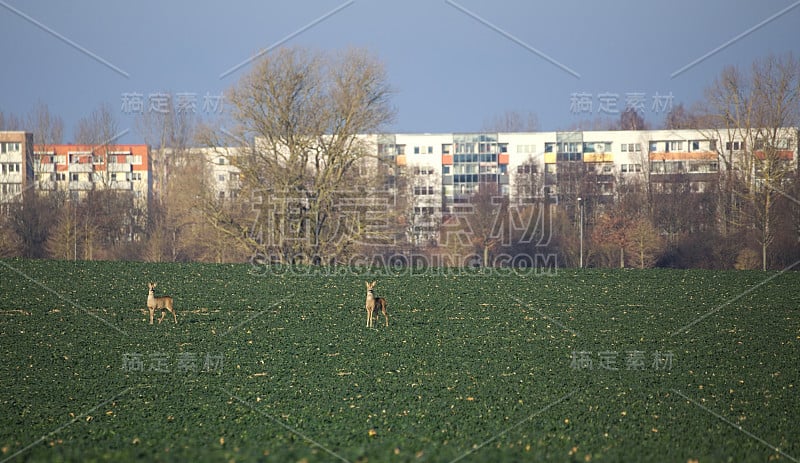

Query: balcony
34 163 55 173
68 163 93 173
110 180 133 190
649 151 717 161
37 180 57 190
108 162 132 173
68 181 94 191
0 153 22 163
0 172 22 183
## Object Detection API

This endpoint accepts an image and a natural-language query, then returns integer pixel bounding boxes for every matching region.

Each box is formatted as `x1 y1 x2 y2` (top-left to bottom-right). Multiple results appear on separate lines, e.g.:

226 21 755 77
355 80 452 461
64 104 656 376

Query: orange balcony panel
442 154 454 165
396 154 407 166
649 151 717 161
755 150 794 160
498 153 509 165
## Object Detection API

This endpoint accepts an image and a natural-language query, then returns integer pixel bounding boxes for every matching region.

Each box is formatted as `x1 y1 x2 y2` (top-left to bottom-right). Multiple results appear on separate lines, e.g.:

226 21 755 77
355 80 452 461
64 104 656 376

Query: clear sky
1 0 798 142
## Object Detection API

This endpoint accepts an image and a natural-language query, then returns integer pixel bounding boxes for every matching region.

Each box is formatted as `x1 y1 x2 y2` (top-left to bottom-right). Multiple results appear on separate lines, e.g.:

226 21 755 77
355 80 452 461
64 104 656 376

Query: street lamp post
578 198 584 268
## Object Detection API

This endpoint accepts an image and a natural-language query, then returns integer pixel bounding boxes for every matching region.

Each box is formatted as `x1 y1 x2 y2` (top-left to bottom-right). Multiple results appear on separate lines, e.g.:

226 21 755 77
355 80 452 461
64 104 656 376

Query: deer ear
365 281 369 288
371 280 376 286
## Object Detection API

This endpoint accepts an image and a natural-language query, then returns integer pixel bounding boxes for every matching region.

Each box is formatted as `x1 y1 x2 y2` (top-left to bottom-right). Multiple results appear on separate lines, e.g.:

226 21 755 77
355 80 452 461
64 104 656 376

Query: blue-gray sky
1 0 798 142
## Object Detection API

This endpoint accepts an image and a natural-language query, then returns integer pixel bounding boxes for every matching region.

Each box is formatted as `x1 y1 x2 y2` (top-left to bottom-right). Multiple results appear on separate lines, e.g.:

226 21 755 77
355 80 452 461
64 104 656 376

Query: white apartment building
361 128 798 243
0 131 34 210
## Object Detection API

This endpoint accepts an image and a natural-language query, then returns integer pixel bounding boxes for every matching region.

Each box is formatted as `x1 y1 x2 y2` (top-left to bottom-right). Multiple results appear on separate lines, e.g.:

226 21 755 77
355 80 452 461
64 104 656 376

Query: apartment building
33 144 150 206
150 146 241 204
366 128 798 243
0 131 34 210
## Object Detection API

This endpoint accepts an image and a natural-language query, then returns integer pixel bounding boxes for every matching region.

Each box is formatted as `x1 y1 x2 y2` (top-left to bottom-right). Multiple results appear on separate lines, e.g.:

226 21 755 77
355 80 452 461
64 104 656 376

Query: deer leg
149 308 154 325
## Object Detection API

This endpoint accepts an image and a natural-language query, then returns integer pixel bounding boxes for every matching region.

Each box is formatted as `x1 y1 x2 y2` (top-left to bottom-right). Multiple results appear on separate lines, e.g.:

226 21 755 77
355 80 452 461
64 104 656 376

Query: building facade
33 144 150 206
0 131 34 211
365 128 799 244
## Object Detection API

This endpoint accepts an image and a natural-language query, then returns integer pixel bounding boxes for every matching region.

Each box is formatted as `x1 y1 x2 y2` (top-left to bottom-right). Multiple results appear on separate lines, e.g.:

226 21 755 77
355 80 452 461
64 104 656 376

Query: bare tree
662 102 700 130
27 102 64 146
465 182 507 267
618 107 648 131
7 191 61 258
0 111 23 131
74 103 120 146
135 97 215 262
482 110 539 132
207 47 395 265
699 54 800 269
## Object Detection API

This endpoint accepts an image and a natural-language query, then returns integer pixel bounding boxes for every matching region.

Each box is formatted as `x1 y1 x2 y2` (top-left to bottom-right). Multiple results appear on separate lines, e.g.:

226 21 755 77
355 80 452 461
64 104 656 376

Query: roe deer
365 281 388 328
147 282 177 324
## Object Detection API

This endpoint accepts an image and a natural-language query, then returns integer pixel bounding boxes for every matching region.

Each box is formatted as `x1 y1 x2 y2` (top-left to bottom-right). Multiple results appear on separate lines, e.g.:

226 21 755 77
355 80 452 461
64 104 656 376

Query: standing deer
365 281 388 328
147 282 177 324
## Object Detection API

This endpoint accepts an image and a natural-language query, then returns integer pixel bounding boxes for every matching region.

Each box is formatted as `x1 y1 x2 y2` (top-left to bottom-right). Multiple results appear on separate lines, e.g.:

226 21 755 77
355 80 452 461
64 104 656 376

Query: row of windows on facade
353 138 792 160
444 184 511 197
36 154 144 165
517 162 709 175
34 172 143 182
1 163 22 174
217 172 239 182
381 143 511 156
536 161 716 175
442 165 507 175
0 183 22 195
0 142 21 154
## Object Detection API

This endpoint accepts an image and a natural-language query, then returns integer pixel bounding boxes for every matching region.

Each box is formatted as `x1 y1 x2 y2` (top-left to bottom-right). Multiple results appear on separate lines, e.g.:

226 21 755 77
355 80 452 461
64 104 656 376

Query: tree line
1 49 798 269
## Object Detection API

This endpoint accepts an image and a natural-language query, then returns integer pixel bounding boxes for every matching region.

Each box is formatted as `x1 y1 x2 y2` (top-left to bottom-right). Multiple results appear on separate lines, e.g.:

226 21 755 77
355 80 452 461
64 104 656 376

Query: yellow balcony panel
584 153 613 163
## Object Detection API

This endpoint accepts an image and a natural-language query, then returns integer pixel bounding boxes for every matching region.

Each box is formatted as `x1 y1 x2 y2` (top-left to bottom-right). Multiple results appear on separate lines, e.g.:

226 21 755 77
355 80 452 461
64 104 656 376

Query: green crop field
0 259 798 462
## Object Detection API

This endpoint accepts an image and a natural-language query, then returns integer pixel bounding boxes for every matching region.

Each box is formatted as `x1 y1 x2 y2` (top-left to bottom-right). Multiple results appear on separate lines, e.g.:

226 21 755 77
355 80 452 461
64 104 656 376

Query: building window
0 142 21 153
667 141 683 152
621 144 628 152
